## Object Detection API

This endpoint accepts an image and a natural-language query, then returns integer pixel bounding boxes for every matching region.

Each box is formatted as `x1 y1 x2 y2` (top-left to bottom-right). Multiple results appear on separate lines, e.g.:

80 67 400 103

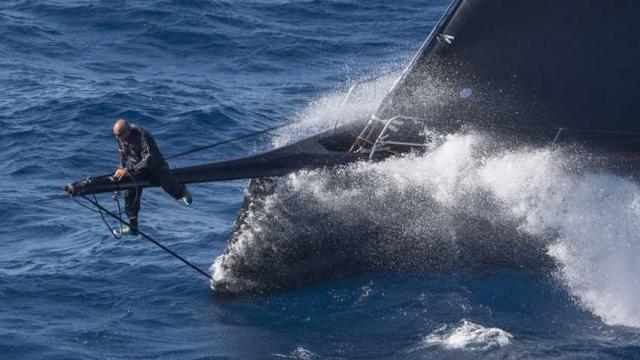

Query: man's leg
124 187 143 228
152 165 187 200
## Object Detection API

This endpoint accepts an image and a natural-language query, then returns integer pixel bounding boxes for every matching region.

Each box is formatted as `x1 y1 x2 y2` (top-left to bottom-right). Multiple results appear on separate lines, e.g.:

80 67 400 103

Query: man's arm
114 139 128 182
117 139 126 168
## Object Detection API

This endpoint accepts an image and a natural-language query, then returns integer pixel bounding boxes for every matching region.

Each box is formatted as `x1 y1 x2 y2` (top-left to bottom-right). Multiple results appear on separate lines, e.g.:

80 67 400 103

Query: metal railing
368 115 429 160
332 72 398 131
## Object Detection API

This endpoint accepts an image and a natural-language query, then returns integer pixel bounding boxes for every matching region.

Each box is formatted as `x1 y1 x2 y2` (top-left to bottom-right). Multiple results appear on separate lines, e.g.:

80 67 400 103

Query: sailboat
65 0 640 292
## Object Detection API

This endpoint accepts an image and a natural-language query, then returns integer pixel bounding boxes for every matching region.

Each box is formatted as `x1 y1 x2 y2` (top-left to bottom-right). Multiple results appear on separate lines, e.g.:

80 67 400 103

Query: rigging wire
80 195 213 280
93 194 122 240
74 173 212 279
70 195 101 213
165 120 296 160
100 172 139 240
33 121 300 279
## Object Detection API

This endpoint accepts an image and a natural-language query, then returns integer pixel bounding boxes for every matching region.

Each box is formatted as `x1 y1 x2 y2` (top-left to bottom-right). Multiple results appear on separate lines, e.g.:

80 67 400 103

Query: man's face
113 125 131 141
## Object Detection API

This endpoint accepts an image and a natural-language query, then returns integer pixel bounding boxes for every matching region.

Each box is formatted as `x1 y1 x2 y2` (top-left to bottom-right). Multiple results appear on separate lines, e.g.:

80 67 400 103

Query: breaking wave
213 129 640 327
421 320 512 351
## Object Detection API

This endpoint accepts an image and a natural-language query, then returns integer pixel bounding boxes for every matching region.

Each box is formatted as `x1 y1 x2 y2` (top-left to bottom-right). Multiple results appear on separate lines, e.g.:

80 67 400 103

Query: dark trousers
125 165 186 227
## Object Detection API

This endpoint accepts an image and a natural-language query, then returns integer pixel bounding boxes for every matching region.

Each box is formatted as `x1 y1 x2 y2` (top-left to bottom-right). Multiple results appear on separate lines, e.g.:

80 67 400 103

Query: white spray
213 73 640 329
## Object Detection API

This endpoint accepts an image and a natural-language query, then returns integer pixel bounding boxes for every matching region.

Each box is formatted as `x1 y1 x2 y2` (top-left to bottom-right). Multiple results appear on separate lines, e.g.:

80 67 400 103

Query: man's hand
113 167 127 182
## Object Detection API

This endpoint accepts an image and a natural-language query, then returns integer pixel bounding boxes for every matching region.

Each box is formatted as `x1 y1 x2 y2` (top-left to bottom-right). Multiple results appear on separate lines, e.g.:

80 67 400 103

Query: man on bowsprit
112 118 192 236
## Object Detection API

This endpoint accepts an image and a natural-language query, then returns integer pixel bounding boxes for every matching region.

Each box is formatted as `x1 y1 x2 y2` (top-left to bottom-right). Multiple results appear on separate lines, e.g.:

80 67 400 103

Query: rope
93 194 122 240
71 195 101 213
106 172 139 239
165 120 296 160
80 195 212 280
35 194 72 203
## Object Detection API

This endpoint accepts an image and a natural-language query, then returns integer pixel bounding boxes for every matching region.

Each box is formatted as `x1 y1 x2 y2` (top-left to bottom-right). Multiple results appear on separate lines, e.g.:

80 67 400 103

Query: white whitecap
424 320 512 351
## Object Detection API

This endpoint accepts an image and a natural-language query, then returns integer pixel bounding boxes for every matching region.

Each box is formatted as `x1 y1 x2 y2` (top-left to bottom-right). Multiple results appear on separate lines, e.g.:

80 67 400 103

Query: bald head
113 118 131 140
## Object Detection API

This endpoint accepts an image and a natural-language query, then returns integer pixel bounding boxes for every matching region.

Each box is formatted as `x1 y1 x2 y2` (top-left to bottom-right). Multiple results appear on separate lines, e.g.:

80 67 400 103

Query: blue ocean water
2 0 640 358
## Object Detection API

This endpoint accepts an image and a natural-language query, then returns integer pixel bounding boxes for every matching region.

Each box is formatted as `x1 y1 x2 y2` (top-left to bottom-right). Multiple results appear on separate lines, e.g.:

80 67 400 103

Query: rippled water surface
2 0 640 358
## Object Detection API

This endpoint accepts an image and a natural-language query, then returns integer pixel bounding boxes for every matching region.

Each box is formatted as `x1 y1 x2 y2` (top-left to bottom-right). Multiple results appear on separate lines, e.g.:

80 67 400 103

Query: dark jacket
117 126 167 172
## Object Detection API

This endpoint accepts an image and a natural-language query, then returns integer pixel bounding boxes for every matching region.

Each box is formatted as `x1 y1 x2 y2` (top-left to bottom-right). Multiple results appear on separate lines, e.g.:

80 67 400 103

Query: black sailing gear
117 125 189 226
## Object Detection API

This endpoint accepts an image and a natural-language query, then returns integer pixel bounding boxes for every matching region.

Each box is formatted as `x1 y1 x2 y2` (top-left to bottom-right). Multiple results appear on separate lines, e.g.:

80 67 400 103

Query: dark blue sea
3 0 640 358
